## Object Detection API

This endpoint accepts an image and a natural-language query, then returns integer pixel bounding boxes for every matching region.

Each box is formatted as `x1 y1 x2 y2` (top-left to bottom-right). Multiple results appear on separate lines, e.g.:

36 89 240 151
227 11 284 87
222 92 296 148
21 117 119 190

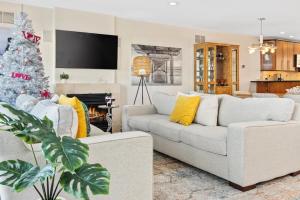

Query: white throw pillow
15 94 39 112
195 95 219 126
218 96 295 126
30 100 78 138
152 92 177 115
186 92 219 126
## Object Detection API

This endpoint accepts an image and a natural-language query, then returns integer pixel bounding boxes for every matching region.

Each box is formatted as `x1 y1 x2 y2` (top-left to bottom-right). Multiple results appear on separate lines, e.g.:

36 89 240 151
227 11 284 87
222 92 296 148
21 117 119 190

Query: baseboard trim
229 182 256 192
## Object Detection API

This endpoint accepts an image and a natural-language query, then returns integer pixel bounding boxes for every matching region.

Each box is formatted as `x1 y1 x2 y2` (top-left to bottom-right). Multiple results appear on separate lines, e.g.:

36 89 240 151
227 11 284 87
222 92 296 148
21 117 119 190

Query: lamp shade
132 56 152 76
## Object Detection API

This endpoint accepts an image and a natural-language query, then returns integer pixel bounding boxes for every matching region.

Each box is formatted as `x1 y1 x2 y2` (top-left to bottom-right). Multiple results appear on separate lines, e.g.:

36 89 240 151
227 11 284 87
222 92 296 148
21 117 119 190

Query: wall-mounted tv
56 30 118 70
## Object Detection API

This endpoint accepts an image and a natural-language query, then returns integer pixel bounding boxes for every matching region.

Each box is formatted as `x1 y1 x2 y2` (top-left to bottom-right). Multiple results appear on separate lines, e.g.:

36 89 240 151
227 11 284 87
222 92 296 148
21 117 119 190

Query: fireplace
67 93 111 132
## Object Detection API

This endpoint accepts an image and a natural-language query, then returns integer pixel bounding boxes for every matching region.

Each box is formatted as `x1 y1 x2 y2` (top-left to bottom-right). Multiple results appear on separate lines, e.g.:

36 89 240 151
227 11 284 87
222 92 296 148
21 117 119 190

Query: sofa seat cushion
128 114 168 132
180 124 227 156
149 118 185 142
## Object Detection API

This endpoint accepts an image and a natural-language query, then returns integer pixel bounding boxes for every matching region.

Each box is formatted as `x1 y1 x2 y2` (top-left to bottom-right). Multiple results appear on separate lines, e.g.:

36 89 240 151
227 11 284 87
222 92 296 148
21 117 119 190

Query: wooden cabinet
274 40 282 70
194 42 239 95
261 40 276 70
287 42 294 70
294 43 300 54
261 40 299 71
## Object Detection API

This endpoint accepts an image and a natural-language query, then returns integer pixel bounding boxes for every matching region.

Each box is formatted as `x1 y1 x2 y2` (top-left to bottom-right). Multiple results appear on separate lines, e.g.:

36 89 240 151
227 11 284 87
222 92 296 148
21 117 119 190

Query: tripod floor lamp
133 56 152 104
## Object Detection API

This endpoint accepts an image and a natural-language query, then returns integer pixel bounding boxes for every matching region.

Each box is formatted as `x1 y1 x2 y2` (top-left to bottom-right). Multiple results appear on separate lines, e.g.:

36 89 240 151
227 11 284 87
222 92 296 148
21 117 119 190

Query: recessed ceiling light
289 35 295 38
169 1 178 6
280 31 285 35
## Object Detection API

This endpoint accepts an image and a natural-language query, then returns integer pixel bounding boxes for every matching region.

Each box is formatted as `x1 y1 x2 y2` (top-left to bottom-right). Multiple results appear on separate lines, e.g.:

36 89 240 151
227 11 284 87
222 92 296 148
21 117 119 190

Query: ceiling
3 0 300 40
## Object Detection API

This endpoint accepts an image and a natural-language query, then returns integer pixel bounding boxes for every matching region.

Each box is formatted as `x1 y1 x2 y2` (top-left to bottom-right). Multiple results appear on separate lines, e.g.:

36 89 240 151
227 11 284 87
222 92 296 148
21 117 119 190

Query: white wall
0 2 260 105
116 19 260 104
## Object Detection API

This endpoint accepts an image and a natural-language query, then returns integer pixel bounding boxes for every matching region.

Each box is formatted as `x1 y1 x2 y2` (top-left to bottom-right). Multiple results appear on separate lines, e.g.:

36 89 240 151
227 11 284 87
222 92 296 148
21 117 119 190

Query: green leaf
60 163 110 200
14 164 55 192
0 160 55 192
0 104 56 144
0 160 33 187
42 136 89 171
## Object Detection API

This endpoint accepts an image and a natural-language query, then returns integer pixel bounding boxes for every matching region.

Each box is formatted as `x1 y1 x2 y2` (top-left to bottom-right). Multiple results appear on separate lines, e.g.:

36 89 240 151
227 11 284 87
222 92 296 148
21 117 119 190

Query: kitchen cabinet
261 40 299 71
276 40 284 70
287 42 294 70
294 43 300 55
261 40 276 70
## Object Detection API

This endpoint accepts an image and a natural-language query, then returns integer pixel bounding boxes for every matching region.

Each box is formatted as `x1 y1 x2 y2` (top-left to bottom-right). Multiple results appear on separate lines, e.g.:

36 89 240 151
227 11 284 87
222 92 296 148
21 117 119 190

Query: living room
0 0 300 200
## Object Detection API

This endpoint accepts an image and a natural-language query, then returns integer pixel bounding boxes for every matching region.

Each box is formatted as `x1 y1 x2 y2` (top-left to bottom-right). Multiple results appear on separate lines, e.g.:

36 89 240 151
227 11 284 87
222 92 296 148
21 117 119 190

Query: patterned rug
153 152 300 200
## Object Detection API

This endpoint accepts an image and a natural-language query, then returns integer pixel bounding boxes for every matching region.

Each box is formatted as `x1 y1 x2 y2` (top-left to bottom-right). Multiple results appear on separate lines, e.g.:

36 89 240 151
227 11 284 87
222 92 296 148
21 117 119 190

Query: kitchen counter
251 80 300 82
252 80 300 94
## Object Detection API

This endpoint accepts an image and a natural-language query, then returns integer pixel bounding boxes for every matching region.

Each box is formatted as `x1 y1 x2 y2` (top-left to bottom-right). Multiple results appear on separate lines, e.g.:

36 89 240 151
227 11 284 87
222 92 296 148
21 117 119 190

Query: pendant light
248 18 277 54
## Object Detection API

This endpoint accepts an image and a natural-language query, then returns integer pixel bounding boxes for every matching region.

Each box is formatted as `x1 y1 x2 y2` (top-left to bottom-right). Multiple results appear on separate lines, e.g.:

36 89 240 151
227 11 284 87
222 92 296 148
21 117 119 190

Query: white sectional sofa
122 93 300 191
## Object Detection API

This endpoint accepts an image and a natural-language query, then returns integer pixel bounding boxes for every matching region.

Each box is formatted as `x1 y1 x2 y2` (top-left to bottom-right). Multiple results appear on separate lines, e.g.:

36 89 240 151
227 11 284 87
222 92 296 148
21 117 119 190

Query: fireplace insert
67 93 111 132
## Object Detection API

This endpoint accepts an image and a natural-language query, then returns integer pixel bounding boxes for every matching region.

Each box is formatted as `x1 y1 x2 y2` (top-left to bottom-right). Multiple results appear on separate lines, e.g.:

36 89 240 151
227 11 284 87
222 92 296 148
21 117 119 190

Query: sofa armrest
227 121 300 187
122 105 157 131
79 131 153 200
0 130 28 159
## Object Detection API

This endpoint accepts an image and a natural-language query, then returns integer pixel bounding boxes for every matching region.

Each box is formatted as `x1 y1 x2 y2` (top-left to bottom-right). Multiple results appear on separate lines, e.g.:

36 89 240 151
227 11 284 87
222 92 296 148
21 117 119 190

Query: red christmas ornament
40 90 51 99
11 72 31 80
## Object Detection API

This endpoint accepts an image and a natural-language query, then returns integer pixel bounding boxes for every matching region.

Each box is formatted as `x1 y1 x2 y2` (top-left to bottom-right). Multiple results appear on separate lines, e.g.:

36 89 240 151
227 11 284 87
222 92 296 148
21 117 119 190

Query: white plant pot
61 79 68 83
37 197 65 200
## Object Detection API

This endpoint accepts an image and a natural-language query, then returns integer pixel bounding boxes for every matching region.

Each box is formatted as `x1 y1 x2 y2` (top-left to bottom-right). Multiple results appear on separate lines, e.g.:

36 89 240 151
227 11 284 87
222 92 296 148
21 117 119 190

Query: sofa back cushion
194 95 219 126
219 96 295 126
31 100 78 138
189 92 229 126
292 103 300 121
152 92 177 115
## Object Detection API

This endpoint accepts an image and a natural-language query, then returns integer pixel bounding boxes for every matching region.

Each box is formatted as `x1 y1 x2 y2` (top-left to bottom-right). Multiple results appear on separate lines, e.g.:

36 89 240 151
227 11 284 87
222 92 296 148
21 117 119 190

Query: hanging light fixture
248 18 277 54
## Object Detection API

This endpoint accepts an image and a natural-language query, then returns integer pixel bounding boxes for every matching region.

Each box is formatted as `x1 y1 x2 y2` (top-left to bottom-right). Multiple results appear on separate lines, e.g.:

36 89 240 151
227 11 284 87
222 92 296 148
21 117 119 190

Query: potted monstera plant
0 104 110 200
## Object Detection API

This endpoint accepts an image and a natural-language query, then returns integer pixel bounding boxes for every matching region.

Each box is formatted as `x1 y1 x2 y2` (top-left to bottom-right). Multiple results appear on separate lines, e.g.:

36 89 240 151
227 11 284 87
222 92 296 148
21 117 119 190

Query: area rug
154 152 300 200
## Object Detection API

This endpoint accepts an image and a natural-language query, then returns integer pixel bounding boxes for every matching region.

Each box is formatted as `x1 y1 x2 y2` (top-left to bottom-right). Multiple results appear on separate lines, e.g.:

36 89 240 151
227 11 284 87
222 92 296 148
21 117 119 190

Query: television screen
56 30 118 69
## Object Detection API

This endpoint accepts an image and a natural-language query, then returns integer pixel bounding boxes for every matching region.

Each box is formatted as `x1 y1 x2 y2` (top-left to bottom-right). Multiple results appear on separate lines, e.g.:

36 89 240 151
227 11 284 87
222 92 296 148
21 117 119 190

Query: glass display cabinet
194 42 239 95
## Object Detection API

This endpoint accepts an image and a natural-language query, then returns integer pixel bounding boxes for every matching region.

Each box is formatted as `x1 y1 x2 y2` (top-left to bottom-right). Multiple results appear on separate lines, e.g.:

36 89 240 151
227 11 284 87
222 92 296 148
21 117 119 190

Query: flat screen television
56 30 118 69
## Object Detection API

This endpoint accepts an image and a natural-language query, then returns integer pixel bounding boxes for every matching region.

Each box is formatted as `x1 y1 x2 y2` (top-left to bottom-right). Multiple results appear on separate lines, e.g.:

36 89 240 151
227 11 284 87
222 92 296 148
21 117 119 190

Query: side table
98 105 119 133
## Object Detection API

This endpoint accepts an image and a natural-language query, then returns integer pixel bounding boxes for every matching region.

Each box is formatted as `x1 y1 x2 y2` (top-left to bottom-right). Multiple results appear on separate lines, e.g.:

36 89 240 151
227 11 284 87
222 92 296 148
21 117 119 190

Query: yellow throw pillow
170 95 201 126
59 95 87 138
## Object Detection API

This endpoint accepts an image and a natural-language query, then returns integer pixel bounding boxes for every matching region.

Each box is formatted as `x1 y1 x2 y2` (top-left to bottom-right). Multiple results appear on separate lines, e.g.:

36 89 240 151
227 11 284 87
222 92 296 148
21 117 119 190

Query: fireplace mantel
55 83 121 95
55 83 121 132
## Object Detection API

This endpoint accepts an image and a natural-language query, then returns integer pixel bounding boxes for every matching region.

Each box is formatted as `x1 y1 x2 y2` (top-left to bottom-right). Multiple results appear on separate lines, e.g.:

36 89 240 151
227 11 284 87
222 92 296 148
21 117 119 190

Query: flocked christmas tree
0 12 49 104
